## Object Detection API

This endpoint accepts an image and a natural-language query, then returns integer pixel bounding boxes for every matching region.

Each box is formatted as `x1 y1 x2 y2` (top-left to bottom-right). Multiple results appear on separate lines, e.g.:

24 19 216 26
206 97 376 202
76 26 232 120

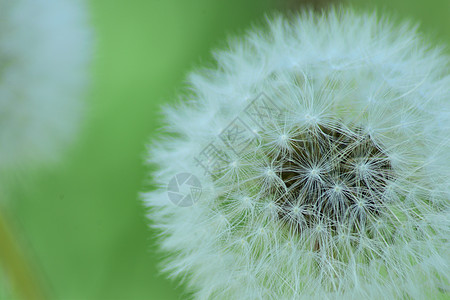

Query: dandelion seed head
146 8 450 299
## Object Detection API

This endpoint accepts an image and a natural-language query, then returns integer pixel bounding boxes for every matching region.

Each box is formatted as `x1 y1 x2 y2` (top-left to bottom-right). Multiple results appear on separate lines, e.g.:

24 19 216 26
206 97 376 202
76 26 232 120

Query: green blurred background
4 0 449 299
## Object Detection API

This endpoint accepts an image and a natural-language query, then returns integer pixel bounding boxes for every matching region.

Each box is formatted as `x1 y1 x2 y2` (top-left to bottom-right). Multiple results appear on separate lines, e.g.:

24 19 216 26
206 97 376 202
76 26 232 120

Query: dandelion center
274 124 393 230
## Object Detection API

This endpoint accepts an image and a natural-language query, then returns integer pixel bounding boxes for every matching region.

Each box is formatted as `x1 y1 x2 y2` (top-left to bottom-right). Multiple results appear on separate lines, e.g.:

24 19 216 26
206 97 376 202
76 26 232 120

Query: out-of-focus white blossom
145 9 449 299
0 0 91 167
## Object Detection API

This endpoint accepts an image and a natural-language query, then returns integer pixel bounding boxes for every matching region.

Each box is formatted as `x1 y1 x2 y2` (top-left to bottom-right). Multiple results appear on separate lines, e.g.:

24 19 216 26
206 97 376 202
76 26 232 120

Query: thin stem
0 205 46 300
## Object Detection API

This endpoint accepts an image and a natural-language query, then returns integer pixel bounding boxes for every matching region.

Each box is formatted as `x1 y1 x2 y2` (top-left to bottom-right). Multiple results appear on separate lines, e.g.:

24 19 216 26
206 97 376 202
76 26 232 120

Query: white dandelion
0 0 91 168
145 9 450 299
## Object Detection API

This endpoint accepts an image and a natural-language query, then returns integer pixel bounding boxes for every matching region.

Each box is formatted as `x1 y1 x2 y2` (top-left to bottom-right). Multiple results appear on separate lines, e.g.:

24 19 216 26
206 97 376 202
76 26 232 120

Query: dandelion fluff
0 0 91 167
145 9 450 299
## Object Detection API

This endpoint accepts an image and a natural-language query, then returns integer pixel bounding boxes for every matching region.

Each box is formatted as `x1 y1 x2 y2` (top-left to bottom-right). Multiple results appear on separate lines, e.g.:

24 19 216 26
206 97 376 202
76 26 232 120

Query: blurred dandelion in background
145 8 449 299
0 0 91 169
0 0 91 298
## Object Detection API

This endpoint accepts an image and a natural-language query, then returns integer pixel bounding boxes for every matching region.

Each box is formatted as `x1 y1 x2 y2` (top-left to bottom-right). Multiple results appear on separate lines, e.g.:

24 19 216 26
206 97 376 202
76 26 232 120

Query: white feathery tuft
145 9 450 299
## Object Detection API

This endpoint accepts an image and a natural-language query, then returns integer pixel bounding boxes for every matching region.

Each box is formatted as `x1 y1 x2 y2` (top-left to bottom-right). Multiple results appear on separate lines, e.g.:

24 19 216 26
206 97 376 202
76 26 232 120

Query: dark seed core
272 124 393 231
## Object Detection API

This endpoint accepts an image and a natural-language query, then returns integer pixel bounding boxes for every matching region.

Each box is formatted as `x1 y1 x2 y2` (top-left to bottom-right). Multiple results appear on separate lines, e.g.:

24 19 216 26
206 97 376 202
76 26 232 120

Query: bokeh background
4 0 449 299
